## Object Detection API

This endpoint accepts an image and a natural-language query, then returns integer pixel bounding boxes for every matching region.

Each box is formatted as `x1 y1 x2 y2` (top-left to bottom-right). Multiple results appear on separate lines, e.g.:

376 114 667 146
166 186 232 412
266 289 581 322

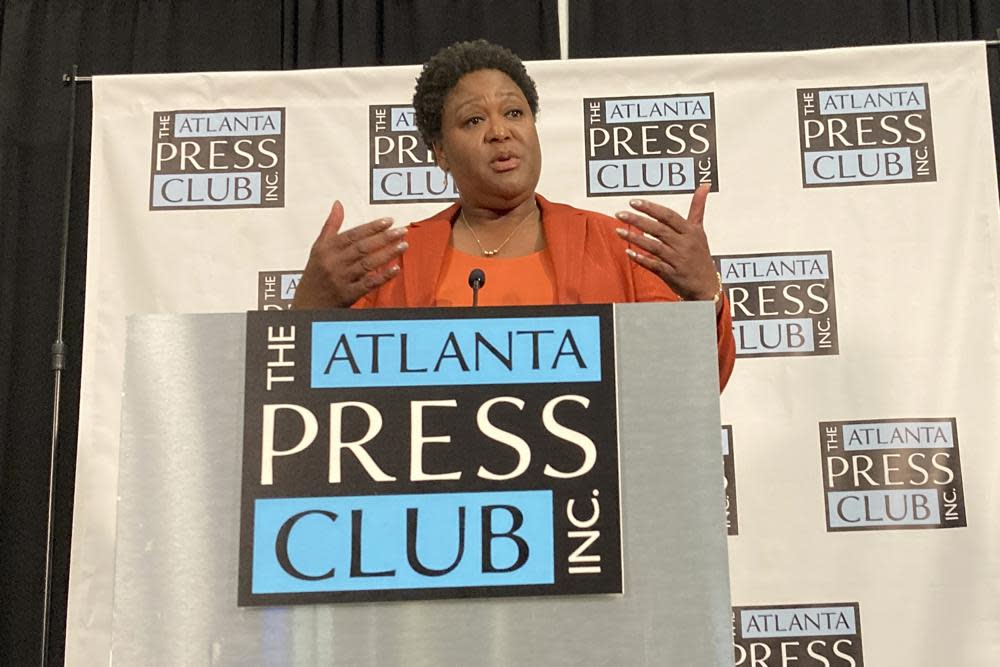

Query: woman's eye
465 117 482 127
506 109 523 118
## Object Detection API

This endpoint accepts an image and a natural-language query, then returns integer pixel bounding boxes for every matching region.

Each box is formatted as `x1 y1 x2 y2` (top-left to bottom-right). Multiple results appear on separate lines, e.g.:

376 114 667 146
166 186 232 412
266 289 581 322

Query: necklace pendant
483 249 498 257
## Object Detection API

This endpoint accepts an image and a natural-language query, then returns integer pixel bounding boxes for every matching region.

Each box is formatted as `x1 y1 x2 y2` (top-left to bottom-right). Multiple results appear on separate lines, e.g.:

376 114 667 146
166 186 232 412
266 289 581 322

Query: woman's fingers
316 200 346 245
615 226 678 268
686 183 710 226
359 263 402 292
615 210 681 244
334 216 395 252
344 234 409 282
350 224 407 258
619 183 710 237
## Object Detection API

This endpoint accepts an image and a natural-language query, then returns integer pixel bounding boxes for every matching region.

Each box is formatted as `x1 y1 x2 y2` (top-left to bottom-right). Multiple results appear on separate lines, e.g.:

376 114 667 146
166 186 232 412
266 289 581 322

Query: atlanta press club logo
583 93 719 196
258 271 301 310
369 105 458 204
733 602 864 666
150 108 285 209
238 306 624 606
820 418 966 531
797 83 936 187
716 251 839 358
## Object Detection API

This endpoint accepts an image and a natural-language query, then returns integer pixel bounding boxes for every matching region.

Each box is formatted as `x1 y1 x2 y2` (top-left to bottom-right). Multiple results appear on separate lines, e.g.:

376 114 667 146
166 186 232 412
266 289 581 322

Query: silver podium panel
113 305 731 666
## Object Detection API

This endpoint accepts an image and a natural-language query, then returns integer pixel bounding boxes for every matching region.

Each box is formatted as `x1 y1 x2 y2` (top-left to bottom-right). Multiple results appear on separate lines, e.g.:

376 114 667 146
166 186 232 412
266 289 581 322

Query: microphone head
468 268 486 288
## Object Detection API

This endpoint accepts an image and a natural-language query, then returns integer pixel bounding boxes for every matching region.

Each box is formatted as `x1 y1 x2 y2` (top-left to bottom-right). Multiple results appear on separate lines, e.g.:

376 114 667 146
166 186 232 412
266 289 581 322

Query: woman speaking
292 40 735 389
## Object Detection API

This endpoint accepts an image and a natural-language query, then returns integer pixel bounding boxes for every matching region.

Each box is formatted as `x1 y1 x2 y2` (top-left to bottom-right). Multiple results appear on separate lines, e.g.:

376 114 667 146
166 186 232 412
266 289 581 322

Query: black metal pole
42 64 79 667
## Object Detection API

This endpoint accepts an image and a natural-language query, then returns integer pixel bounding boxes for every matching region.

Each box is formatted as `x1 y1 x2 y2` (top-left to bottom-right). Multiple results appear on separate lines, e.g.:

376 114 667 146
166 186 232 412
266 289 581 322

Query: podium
111 304 732 666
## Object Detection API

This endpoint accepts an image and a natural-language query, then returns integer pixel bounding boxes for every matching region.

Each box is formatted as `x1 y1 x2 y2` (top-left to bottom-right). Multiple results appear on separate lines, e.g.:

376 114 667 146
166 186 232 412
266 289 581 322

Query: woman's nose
486 117 510 141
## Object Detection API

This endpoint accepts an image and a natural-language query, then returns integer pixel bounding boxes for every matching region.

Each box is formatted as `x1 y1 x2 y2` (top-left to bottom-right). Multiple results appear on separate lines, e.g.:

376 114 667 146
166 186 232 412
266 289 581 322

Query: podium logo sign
717 251 839 358
798 84 936 187
733 603 864 666
722 426 738 536
583 93 719 196
238 306 623 606
369 105 458 203
257 270 301 310
150 108 285 209
820 418 966 531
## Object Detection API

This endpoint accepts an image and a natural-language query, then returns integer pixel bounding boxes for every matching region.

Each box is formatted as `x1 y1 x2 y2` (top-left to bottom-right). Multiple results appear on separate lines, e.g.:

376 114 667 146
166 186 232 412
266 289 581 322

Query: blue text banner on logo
152 173 262 207
252 491 555 594
719 254 830 283
174 110 283 137
803 148 913 184
588 158 695 193
842 421 955 450
603 96 712 122
371 167 457 201
818 86 926 114
280 273 301 300
740 606 858 638
827 489 941 528
311 316 602 387
389 107 418 131
733 318 815 354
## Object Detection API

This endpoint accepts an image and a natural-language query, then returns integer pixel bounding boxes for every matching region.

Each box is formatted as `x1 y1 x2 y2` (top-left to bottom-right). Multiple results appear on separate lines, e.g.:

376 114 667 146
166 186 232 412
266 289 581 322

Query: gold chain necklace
460 208 536 257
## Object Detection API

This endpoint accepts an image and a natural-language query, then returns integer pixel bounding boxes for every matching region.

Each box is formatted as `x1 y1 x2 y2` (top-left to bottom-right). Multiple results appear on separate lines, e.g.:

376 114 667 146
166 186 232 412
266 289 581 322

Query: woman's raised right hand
291 200 408 309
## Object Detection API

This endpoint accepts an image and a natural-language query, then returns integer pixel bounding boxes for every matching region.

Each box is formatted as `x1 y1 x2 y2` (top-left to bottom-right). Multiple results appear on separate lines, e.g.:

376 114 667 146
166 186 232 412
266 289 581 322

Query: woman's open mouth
491 152 521 172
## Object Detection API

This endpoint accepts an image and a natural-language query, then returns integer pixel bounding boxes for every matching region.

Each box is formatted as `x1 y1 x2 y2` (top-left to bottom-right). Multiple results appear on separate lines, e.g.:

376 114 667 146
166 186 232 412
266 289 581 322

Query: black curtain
285 0 559 67
0 1 994 664
570 0 1000 53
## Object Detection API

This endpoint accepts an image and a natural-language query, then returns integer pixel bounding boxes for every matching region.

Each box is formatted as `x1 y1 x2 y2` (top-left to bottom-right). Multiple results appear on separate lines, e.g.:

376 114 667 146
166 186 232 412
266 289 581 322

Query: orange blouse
434 246 557 307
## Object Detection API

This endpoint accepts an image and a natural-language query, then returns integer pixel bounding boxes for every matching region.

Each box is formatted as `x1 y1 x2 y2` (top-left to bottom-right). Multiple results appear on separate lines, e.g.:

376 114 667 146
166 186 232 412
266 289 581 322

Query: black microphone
468 268 486 307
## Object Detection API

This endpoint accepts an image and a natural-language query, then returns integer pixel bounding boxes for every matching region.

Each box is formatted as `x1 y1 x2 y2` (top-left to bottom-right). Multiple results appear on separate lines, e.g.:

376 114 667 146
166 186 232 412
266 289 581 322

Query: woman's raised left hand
614 183 722 311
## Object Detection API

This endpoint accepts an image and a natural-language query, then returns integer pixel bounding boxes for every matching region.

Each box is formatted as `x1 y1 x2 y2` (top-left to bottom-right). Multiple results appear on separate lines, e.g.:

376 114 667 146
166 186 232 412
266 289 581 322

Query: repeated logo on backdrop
797 84 936 187
150 108 285 209
733 602 864 666
258 271 301 310
583 93 719 196
722 426 739 536
716 251 839 358
369 105 458 204
820 418 966 531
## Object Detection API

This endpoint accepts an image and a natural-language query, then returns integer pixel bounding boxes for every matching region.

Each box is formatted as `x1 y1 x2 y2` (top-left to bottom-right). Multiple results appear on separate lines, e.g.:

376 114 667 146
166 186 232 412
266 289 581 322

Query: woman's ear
433 141 448 172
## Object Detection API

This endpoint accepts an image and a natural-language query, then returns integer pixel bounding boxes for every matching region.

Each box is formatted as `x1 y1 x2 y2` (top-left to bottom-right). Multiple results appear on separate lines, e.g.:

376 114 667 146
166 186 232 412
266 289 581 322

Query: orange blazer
356 195 736 390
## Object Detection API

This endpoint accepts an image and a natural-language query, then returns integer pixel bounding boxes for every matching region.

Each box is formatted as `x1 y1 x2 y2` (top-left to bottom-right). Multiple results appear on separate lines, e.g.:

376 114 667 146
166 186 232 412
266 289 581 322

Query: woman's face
433 69 542 210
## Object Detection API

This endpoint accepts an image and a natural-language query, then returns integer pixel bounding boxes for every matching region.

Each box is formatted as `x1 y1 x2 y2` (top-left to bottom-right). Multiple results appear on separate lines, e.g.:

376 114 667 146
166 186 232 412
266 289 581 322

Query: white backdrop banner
71 42 1000 665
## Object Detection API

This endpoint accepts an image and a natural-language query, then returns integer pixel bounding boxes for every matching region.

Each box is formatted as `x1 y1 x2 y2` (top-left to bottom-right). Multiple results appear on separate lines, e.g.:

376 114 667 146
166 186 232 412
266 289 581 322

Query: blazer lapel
538 195 584 304
401 203 458 306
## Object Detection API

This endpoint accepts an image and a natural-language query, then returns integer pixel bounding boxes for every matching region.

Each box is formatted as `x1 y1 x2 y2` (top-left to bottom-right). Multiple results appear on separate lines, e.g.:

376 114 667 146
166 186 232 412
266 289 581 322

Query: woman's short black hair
413 39 539 150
